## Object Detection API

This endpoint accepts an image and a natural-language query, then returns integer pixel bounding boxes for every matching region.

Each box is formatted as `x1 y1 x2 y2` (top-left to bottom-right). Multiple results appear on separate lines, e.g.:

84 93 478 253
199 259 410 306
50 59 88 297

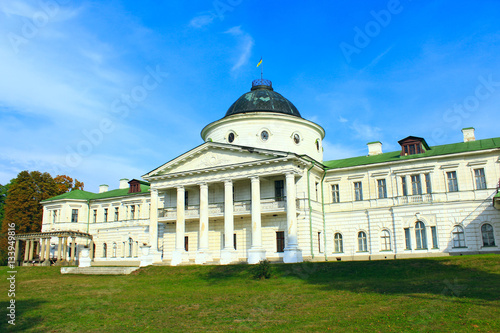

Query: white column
196 183 212 264
284 173 303 263
70 237 76 262
220 180 236 264
248 176 266 264
40 238 46 261
149 189 159 249
171 186 188 266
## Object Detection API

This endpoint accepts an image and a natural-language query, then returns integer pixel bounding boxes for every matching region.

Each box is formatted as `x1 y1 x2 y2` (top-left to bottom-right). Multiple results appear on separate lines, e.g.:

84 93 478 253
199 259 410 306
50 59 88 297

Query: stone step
61 267 139 275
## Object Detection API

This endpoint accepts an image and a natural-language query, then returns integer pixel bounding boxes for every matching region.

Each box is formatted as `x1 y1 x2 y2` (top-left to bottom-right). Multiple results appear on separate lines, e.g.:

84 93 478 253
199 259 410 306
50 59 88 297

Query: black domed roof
225 79 302 118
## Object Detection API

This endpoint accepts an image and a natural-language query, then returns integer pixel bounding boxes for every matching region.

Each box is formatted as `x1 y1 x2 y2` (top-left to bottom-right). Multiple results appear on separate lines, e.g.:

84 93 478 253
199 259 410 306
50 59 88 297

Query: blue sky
0 0 499 191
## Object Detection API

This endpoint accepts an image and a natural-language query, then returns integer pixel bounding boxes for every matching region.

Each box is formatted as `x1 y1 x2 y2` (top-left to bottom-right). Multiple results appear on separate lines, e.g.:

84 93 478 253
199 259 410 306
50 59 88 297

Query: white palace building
15 79 500 266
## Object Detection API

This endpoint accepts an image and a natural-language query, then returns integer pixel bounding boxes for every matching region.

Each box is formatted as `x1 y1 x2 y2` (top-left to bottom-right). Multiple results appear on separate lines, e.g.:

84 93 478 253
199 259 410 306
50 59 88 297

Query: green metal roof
42 184 150 202
324 137 500 170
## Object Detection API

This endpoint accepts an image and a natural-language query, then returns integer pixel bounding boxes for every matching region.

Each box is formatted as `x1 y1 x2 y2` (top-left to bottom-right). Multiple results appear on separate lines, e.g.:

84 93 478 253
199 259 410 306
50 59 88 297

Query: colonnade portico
152 171 302 266
14 231 93 266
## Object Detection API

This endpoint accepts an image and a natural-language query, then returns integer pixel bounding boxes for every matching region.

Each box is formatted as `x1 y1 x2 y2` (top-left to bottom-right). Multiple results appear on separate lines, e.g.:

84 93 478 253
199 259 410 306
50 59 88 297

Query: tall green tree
0 171 84 265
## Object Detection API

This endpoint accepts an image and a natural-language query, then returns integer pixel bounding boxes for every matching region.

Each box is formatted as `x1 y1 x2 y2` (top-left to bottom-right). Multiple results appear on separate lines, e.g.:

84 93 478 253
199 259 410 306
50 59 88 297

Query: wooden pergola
14 231 93 266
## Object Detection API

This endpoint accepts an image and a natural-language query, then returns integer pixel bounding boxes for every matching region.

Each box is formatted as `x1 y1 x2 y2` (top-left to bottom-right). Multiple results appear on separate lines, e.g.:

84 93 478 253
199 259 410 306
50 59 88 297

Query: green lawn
1 254 499 332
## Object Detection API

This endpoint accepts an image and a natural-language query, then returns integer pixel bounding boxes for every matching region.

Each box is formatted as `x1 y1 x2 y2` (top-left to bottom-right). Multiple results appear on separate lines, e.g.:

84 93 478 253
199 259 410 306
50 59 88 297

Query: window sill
452 247 467 249
356 251 369 253
414 248 428 250
380 250 392 252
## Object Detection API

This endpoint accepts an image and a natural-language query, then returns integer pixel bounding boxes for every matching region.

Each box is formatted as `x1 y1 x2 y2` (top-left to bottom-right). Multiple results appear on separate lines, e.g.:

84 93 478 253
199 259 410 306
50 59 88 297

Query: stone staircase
60 266 139 275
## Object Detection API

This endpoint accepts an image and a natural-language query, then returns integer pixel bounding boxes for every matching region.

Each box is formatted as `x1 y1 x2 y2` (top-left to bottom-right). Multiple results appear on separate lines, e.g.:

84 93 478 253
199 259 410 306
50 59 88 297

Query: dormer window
128 179 149 193
398 136 430 156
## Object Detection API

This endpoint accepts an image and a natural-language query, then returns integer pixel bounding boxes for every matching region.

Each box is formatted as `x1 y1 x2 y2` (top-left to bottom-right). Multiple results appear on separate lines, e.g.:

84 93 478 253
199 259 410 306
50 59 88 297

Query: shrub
253 259 271 279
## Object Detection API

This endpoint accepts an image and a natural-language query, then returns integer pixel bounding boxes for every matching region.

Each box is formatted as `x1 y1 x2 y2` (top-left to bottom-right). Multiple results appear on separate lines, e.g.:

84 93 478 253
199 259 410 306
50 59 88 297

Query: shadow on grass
0 299 46 332
203 255 500 301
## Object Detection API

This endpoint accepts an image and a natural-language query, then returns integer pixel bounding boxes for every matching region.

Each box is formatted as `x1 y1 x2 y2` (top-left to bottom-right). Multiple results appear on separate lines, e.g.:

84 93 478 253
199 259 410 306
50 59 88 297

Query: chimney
119 178 129 189
99 184 109 193
462 127 475 142
367 141 383 156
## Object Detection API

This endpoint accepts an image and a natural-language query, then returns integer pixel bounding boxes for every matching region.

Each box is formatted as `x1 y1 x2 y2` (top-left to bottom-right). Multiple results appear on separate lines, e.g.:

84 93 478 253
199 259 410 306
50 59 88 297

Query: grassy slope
1 254 499 332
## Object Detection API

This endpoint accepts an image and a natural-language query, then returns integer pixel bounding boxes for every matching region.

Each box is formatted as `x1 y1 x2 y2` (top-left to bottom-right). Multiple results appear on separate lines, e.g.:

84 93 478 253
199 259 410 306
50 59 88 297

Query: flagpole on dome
257 57 263 79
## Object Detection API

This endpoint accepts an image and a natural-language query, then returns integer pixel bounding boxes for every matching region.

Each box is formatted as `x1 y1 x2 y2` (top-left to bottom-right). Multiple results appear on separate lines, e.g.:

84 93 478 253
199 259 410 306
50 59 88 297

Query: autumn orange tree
0 171 84 265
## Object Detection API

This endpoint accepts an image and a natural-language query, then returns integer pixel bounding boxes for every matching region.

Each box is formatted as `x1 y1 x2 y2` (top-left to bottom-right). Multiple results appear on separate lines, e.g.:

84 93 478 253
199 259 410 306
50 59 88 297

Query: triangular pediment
144 142 289 178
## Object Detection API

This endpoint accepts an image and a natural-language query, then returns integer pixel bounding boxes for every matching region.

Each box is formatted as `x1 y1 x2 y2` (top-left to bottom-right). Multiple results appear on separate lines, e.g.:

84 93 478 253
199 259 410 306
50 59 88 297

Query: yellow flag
257 57 262 67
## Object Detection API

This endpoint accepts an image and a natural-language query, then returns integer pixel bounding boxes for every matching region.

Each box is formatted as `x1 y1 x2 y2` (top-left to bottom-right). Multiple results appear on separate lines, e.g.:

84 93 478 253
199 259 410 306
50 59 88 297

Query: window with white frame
452 226 466 248
92 209 97 223
104 208 108 222
334 233 343 253
71 209 78 223
131 205 136 219
415 221 427 249
354 182 363 201
112 242 117 257
114 207 119 221
102 243 107 258
377 179 387 199
404 228 411 250
411 175 422 195
431 226 438 249
358 231 368 252
381 230 391 251
481 224 496 247
425 173 432 194
474 168 487 190
447 171 459 192
401 176 408 196
52 210 57 223
332 184 340 203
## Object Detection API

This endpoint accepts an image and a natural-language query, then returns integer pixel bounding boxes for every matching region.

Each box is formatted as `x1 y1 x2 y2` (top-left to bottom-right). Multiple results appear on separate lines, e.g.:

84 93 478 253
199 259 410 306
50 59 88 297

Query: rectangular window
131 205 135 219
276 231 285 252
411 175 422 195
275 180 284 201
377 179 387 199
185 191 189 208
354 182 363 201
431 226 438 249
401 176 408 196
71 209 78 223
104 208 108 222
53 210 57 223
474 168 486 190
92 209 97 223
233 233 237 250
331 184 340 203
404 228 411 250
184 236 188 251
447 171 459 192
318 232 322 253
315 182 319 201
425 173 432 194
114 207 119 221
409 144 416 155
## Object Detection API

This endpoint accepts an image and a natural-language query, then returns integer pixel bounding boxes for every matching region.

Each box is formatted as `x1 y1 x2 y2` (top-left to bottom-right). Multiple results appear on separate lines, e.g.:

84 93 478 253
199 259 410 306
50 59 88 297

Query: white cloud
349 121 382 141
189 13 216 28
338 116 348 123
224 26 254 72
322 140 363 161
